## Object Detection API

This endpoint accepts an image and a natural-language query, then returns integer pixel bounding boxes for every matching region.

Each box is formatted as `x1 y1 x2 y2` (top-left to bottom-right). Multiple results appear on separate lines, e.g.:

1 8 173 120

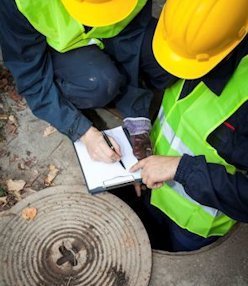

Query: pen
101 131 126 169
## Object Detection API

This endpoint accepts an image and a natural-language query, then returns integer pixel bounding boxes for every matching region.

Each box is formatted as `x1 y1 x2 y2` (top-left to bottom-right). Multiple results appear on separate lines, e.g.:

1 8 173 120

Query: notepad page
74 126 141 191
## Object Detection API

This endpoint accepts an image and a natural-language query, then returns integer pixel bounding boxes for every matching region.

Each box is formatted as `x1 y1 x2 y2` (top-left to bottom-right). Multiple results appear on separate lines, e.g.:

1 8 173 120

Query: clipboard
74 126 141 194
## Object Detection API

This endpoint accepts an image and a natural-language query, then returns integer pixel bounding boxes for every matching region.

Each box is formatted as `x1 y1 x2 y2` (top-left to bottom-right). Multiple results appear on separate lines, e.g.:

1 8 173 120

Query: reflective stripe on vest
15 0 147 52
157 108 194 156
150 55 248 238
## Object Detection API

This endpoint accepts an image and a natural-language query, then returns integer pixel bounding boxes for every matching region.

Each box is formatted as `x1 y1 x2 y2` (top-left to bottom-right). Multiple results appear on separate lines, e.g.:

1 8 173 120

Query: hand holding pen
80 126 123 164
102 131 126 169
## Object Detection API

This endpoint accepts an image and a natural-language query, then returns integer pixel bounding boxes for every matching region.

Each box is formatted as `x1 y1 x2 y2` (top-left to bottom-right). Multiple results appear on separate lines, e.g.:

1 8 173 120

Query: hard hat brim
61 0 138 27
152 6 240 79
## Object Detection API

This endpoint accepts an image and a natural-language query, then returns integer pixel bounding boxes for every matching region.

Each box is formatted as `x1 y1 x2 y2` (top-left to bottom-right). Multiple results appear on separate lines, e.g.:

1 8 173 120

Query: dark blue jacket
0 0 92 141
0 0 154 141
175 36 248 223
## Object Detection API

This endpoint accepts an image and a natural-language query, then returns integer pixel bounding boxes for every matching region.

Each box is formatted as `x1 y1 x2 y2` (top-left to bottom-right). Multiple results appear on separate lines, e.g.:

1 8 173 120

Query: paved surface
0 1 248 285
1 90 248 286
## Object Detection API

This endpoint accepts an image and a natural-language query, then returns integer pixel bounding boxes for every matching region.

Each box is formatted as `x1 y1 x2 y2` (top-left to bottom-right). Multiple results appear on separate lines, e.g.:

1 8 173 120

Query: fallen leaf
6 179 26 202
16 100 27 111
0 78 8 89
5 121 18 135
32 169 39 176
43 125 57 137
0 114 8 121
9 154 20 163
0 196 7 206
8 89 21 102
6 179 26 192
8 115 18 126
44 164 59 186
17 162 26 170
21 207 37 220
24 159 34 168
23 156 37 169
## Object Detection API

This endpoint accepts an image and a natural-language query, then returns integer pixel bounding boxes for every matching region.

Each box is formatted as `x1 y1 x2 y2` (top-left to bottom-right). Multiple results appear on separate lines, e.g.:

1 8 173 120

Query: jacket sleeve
0 0 92 141
175 154 248 222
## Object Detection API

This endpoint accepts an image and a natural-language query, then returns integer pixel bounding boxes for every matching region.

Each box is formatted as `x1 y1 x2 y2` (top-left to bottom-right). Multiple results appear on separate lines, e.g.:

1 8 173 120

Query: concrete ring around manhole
0 185 152 286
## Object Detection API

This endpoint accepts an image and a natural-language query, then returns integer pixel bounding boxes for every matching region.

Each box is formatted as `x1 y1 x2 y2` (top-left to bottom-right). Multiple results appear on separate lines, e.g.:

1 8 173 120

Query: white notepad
74 126 141 193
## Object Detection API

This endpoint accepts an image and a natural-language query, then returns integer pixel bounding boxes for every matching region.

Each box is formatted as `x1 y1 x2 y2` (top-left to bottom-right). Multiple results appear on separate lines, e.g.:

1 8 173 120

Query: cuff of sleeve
123 117 151 135
174 154 194 184
67 113 93 142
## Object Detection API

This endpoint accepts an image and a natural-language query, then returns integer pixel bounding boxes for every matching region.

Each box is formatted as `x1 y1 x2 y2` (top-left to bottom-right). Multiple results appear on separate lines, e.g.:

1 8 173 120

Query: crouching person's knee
91 65 124 107
57 63 124 109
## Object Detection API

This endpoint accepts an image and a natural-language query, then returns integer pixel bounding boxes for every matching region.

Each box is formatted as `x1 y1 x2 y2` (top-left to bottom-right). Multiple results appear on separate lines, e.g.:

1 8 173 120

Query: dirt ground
0 65 82 212
0 66 29 211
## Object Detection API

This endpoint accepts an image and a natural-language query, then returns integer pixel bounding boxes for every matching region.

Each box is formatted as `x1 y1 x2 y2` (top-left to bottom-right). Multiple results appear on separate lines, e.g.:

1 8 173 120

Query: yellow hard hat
61 0 138 27
153 0 248 79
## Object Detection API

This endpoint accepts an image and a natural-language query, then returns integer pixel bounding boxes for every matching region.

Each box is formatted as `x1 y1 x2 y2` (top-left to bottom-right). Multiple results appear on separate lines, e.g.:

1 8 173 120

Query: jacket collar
180 35 248 98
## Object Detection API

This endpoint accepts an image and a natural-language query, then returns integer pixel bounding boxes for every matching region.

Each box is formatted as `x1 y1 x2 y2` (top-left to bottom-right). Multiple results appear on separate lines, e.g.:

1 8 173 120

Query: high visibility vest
150 55 248 238
15 0 147 52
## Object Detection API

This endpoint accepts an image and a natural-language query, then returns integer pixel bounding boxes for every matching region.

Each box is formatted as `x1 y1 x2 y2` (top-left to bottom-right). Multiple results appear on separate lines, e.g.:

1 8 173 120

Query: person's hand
133 182 147 197
80 127 121 163
130 155 181 189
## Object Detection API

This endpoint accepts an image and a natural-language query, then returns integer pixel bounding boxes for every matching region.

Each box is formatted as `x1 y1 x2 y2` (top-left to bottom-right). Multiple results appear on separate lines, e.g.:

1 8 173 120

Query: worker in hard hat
0 0 173 163
131 0 248 251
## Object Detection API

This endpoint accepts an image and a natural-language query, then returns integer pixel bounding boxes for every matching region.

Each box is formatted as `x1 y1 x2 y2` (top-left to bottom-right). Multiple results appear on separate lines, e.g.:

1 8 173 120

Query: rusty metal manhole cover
0 185 151 286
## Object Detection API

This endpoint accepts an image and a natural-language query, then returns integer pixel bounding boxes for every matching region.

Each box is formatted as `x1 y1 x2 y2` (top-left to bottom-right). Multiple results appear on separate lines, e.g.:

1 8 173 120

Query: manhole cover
0 185 151 286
